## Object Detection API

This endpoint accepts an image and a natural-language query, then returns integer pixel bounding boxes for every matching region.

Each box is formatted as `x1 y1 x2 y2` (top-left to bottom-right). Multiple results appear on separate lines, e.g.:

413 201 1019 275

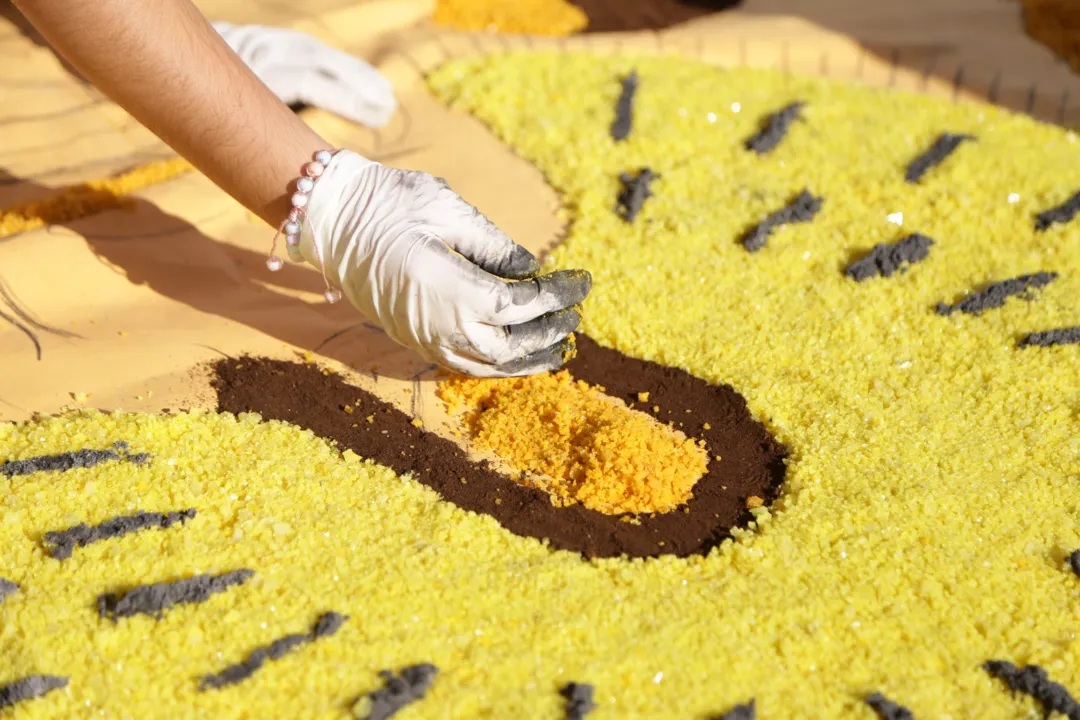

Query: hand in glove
212 22 396 128
297 150 591 377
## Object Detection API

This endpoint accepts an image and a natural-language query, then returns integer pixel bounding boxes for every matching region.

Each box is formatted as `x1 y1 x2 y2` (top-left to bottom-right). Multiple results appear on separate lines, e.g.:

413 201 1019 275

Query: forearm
11 0 329 226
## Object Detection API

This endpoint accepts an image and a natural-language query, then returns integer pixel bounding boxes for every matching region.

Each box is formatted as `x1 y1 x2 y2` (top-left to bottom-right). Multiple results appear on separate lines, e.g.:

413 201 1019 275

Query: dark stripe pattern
935 272 1057 316
561 682 596 720
357 664 439 720
741 190 823 252
199 612 348 691
984 661 1080 719
905 133 974 183
46 509 196 561
1019 325 1080 348
866 692 914 720
2 442 149 478
98 569 254 621
1035 190 1080 231
845 234 934 281
0 676 68 709
745 101 805 154
610 70 638 142
616 168 659 223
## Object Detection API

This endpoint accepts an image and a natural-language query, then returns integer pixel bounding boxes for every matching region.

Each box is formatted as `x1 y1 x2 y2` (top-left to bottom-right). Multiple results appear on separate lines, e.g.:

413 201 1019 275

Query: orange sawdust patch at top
432 0 588 36
438 370 709 515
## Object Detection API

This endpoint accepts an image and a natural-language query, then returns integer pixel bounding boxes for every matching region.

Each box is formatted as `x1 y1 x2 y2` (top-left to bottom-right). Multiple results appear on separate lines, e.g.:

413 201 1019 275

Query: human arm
11 0 322 226
12 0 591 376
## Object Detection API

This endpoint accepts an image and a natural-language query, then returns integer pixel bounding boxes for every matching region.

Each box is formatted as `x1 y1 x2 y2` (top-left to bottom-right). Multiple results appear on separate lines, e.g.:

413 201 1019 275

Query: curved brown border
571 0 743 34
212 335 786 559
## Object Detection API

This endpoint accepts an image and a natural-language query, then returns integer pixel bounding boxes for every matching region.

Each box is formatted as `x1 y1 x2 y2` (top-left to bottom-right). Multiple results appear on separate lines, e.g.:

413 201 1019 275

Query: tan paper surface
1 0 1076 442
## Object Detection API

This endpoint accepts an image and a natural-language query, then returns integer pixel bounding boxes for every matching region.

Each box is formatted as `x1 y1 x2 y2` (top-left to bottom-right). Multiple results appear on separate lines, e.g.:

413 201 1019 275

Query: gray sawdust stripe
865 692 914 720
355 664 439 720
845 234 934 282
561 682 596 720
984 661 1080 719
904 132 974 183
0 675 68 709
2 441 150 478
741 189 823 253
745 101 805 155
0 578 17 601
1019 325 1080 348
98 569 254 621
610 70 638 142
45 509 196 561
710 698 756 720
1035 189 1080 231
199 611 348 691
935 272 1058 317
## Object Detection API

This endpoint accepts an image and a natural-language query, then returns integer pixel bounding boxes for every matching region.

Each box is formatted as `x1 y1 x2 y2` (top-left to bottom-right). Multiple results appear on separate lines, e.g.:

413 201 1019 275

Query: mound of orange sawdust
438 371 709 515
1021 0 1080 73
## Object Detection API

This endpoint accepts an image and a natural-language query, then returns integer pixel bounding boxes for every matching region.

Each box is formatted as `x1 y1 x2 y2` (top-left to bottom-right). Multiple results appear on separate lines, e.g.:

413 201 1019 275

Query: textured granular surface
213 334 786 559
6 52 1080 720
572 0 743 32
438 370 709 515
432 0 587 35
428 52 1080 717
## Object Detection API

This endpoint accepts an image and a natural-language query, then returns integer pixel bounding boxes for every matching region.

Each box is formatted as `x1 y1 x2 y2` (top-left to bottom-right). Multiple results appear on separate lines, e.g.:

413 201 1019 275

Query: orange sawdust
432 0 587 35
0 157 194 238
438 370 709 515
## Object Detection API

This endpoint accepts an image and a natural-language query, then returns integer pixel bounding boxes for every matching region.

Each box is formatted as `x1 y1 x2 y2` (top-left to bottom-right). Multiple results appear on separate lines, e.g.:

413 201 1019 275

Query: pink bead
304 161 324 178
291 192 309 208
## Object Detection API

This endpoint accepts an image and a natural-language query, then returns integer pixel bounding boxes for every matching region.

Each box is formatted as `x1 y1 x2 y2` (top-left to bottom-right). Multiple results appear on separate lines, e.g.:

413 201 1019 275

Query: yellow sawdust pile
439 370 709 515
0 157 193 239
1021 0 1080 72
433 0 587 36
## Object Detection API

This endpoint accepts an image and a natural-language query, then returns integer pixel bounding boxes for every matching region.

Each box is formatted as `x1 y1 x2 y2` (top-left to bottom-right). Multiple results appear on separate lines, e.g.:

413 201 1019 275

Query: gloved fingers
435 192 541 279
438 337 575 378
462 306 581 365
480 269 592 327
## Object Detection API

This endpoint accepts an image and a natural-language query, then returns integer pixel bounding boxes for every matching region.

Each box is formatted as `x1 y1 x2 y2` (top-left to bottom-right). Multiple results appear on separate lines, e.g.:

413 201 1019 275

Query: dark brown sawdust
570 0 743 33
211 335 786 559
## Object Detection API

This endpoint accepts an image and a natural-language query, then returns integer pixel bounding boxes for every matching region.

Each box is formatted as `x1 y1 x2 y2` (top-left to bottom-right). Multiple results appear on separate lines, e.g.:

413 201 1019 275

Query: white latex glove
299 150 592 377
212 22 396 128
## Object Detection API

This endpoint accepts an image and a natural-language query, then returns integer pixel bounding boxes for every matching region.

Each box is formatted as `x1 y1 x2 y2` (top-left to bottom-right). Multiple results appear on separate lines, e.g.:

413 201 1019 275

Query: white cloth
213 22 396 128
300 150 591 377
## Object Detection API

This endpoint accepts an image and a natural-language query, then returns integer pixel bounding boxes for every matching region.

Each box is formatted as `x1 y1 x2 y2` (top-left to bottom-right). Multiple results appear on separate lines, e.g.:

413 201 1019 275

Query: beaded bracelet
266 149 342 304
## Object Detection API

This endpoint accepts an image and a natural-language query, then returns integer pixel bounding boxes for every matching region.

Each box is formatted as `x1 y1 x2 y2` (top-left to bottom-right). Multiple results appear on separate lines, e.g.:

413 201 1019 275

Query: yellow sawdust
438 370 708 514
3 52 1080 720
0 158 194 239
427 52 1080 717
432 0 587 35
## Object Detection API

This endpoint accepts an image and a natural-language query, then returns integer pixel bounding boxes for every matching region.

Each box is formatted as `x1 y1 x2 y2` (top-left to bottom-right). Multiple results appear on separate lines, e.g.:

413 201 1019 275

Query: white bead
286 233 299 247
315 150 332 166
266 255 283 272
291 192 308 208
324 288 342 303
284 221 301 235
297 176 315 193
